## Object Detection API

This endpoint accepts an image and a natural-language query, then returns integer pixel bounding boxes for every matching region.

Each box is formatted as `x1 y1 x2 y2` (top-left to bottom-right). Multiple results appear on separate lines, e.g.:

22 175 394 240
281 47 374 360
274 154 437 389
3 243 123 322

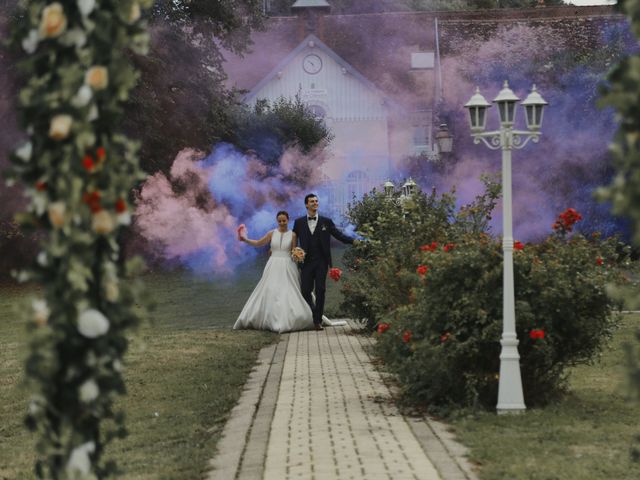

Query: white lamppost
464 81 548 414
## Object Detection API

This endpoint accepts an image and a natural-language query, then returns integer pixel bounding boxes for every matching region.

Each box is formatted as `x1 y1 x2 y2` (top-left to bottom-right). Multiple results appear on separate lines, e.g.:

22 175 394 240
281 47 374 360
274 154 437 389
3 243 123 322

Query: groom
293 193 356 331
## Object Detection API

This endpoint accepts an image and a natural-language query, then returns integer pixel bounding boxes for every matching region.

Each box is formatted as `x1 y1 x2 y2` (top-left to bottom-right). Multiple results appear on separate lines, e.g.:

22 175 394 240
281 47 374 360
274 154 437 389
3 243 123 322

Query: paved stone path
207 321 477 480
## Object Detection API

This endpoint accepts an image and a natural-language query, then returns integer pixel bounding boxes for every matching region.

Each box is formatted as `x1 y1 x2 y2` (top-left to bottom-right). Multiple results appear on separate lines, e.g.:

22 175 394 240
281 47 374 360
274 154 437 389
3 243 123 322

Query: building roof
223 5 625 108
244 33 404 113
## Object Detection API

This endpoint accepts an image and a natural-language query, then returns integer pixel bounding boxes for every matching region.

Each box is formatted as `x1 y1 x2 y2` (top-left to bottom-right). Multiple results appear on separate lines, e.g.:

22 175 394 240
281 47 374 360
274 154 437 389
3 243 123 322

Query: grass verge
449 313 640 480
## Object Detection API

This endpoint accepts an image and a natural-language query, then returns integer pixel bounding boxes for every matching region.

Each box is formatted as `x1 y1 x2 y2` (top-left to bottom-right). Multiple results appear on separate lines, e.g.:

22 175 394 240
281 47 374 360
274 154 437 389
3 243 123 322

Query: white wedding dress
234 230 313 333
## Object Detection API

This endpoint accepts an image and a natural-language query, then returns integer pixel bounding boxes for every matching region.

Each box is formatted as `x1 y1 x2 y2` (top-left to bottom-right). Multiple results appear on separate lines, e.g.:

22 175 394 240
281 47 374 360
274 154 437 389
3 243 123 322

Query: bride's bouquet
291 247 305 263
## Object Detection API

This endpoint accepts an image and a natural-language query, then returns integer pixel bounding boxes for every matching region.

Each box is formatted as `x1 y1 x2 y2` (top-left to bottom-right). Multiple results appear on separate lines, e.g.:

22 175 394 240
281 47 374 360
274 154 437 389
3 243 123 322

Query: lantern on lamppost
435 123 454 154
401 177 417 198
464 80 548 415
384 180 395 197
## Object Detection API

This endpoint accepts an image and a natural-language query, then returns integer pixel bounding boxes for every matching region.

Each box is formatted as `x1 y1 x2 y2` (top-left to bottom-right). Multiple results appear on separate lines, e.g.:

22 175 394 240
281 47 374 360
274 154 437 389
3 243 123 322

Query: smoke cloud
134 142 330 275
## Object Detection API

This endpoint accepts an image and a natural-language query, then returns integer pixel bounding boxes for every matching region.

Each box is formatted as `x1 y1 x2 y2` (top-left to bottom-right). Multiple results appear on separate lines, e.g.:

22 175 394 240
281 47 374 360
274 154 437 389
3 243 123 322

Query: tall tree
124 1 265 174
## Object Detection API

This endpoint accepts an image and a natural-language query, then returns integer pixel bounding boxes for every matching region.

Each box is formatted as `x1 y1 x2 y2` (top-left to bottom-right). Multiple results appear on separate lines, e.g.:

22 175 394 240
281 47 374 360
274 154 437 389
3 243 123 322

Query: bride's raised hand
237 224 247 241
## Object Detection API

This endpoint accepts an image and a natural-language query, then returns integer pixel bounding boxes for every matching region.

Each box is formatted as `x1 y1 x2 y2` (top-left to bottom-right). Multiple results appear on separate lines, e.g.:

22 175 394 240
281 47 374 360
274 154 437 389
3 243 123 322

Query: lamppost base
496 336 526 414
497 404 526 415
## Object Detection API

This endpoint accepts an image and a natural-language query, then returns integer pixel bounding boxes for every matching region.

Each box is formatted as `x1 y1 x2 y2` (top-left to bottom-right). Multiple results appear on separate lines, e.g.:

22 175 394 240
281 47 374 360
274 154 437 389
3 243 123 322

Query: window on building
412 110 432 154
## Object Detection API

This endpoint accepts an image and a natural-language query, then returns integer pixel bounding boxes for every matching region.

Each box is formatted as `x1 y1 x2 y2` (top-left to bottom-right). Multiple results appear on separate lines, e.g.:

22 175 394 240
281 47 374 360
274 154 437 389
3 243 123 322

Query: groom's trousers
300 258 328 325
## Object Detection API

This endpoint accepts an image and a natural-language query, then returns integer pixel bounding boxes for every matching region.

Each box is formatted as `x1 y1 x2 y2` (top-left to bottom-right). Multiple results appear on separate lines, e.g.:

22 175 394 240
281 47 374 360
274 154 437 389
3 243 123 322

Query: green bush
342 184 628 412
341 175 500 329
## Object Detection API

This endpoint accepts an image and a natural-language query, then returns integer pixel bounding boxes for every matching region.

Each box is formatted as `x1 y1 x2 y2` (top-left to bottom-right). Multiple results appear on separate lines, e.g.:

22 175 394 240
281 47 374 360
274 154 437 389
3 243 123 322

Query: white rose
59 28 87 48
77 0 96 17
85 66 108 91
71 85 93 108
37 251 48 266
116 211 131 226
48 201 66 228
79 379 99 402
32 299 50 326
92 210 115 235
49 114 73 141
87 105 99 122
128 2 141 23
77 309 110 338
66 441 95 478
16 142 32 161
39 3 67 39
22 29 39 54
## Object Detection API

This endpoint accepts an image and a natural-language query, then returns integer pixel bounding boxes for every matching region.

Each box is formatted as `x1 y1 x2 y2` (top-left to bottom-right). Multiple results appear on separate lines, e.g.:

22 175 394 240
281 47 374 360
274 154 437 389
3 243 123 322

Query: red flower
529 329 545 340
553 208 583 234
329 267 342 282
96 147 106 161
82 155 95 172
596 257 603 266
377 322 390 334
443 243 456 252
416 265 428 277
82 190 102 212
514 241 524 251
419 241 439 252
402 330 412 343
115 198 127 213
35 181 47 191
440 332 451 343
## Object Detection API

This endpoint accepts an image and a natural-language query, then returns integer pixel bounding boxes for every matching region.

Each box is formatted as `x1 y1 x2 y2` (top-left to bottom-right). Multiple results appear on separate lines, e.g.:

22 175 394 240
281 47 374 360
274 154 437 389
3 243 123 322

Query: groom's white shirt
307 212 318 235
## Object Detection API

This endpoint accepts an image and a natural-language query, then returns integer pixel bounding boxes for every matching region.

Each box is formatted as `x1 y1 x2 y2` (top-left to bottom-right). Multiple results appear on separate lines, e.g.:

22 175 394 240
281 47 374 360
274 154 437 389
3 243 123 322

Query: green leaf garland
7 1 153 478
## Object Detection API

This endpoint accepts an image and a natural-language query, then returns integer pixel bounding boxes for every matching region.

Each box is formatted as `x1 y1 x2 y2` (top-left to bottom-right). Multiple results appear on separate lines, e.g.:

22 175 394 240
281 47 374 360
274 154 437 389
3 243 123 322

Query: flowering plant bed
341 181 629 411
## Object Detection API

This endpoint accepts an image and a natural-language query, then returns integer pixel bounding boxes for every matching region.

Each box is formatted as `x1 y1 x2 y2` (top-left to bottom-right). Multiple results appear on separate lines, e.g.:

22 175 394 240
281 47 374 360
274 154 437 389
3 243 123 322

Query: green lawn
450 313 640 480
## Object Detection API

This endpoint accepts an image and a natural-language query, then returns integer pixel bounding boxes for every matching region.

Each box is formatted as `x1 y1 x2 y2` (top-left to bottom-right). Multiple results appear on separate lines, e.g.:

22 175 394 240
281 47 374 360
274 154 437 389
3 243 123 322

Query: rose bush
342 183 628 411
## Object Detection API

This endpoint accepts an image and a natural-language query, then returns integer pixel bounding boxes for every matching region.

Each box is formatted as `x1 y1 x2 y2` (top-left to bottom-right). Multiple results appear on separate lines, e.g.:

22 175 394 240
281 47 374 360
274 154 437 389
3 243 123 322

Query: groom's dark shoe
313 323 324 331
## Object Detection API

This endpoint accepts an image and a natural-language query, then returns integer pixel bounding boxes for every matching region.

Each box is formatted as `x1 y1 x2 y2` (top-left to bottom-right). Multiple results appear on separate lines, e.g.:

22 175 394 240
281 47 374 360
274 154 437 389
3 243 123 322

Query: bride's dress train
233 230 312 333
322 316 347 327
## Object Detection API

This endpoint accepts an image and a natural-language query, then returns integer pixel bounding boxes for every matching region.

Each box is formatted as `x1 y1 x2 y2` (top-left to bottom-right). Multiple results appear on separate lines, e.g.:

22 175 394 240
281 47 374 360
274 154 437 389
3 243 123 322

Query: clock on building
302 54 322 74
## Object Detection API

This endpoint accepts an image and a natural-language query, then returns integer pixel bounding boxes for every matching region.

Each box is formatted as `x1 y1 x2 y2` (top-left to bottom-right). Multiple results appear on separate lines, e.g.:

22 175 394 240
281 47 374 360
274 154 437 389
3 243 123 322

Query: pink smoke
134 142 329 274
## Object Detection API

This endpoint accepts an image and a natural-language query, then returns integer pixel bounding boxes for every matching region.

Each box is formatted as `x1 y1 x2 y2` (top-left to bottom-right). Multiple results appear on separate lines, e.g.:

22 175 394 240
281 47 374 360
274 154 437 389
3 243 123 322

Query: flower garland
8 1 153 478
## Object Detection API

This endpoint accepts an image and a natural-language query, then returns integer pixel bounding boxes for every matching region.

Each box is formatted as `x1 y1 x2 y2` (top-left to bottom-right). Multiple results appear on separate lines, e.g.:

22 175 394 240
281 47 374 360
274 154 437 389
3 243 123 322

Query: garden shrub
343 184 627 411
341 175 500 329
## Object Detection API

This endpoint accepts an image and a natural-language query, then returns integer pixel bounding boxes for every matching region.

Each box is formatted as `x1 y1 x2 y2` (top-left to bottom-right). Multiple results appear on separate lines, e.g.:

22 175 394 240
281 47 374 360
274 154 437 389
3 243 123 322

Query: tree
124 1 265 174
230 95 334 167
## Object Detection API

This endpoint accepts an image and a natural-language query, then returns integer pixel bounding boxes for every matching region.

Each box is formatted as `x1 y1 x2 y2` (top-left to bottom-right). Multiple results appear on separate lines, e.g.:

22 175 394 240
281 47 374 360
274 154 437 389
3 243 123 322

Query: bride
233 210 314 333
234 211 345 333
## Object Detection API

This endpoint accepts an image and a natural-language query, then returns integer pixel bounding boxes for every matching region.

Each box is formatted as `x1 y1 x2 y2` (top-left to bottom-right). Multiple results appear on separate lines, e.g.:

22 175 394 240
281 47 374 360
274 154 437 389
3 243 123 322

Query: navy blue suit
293 215 354 325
